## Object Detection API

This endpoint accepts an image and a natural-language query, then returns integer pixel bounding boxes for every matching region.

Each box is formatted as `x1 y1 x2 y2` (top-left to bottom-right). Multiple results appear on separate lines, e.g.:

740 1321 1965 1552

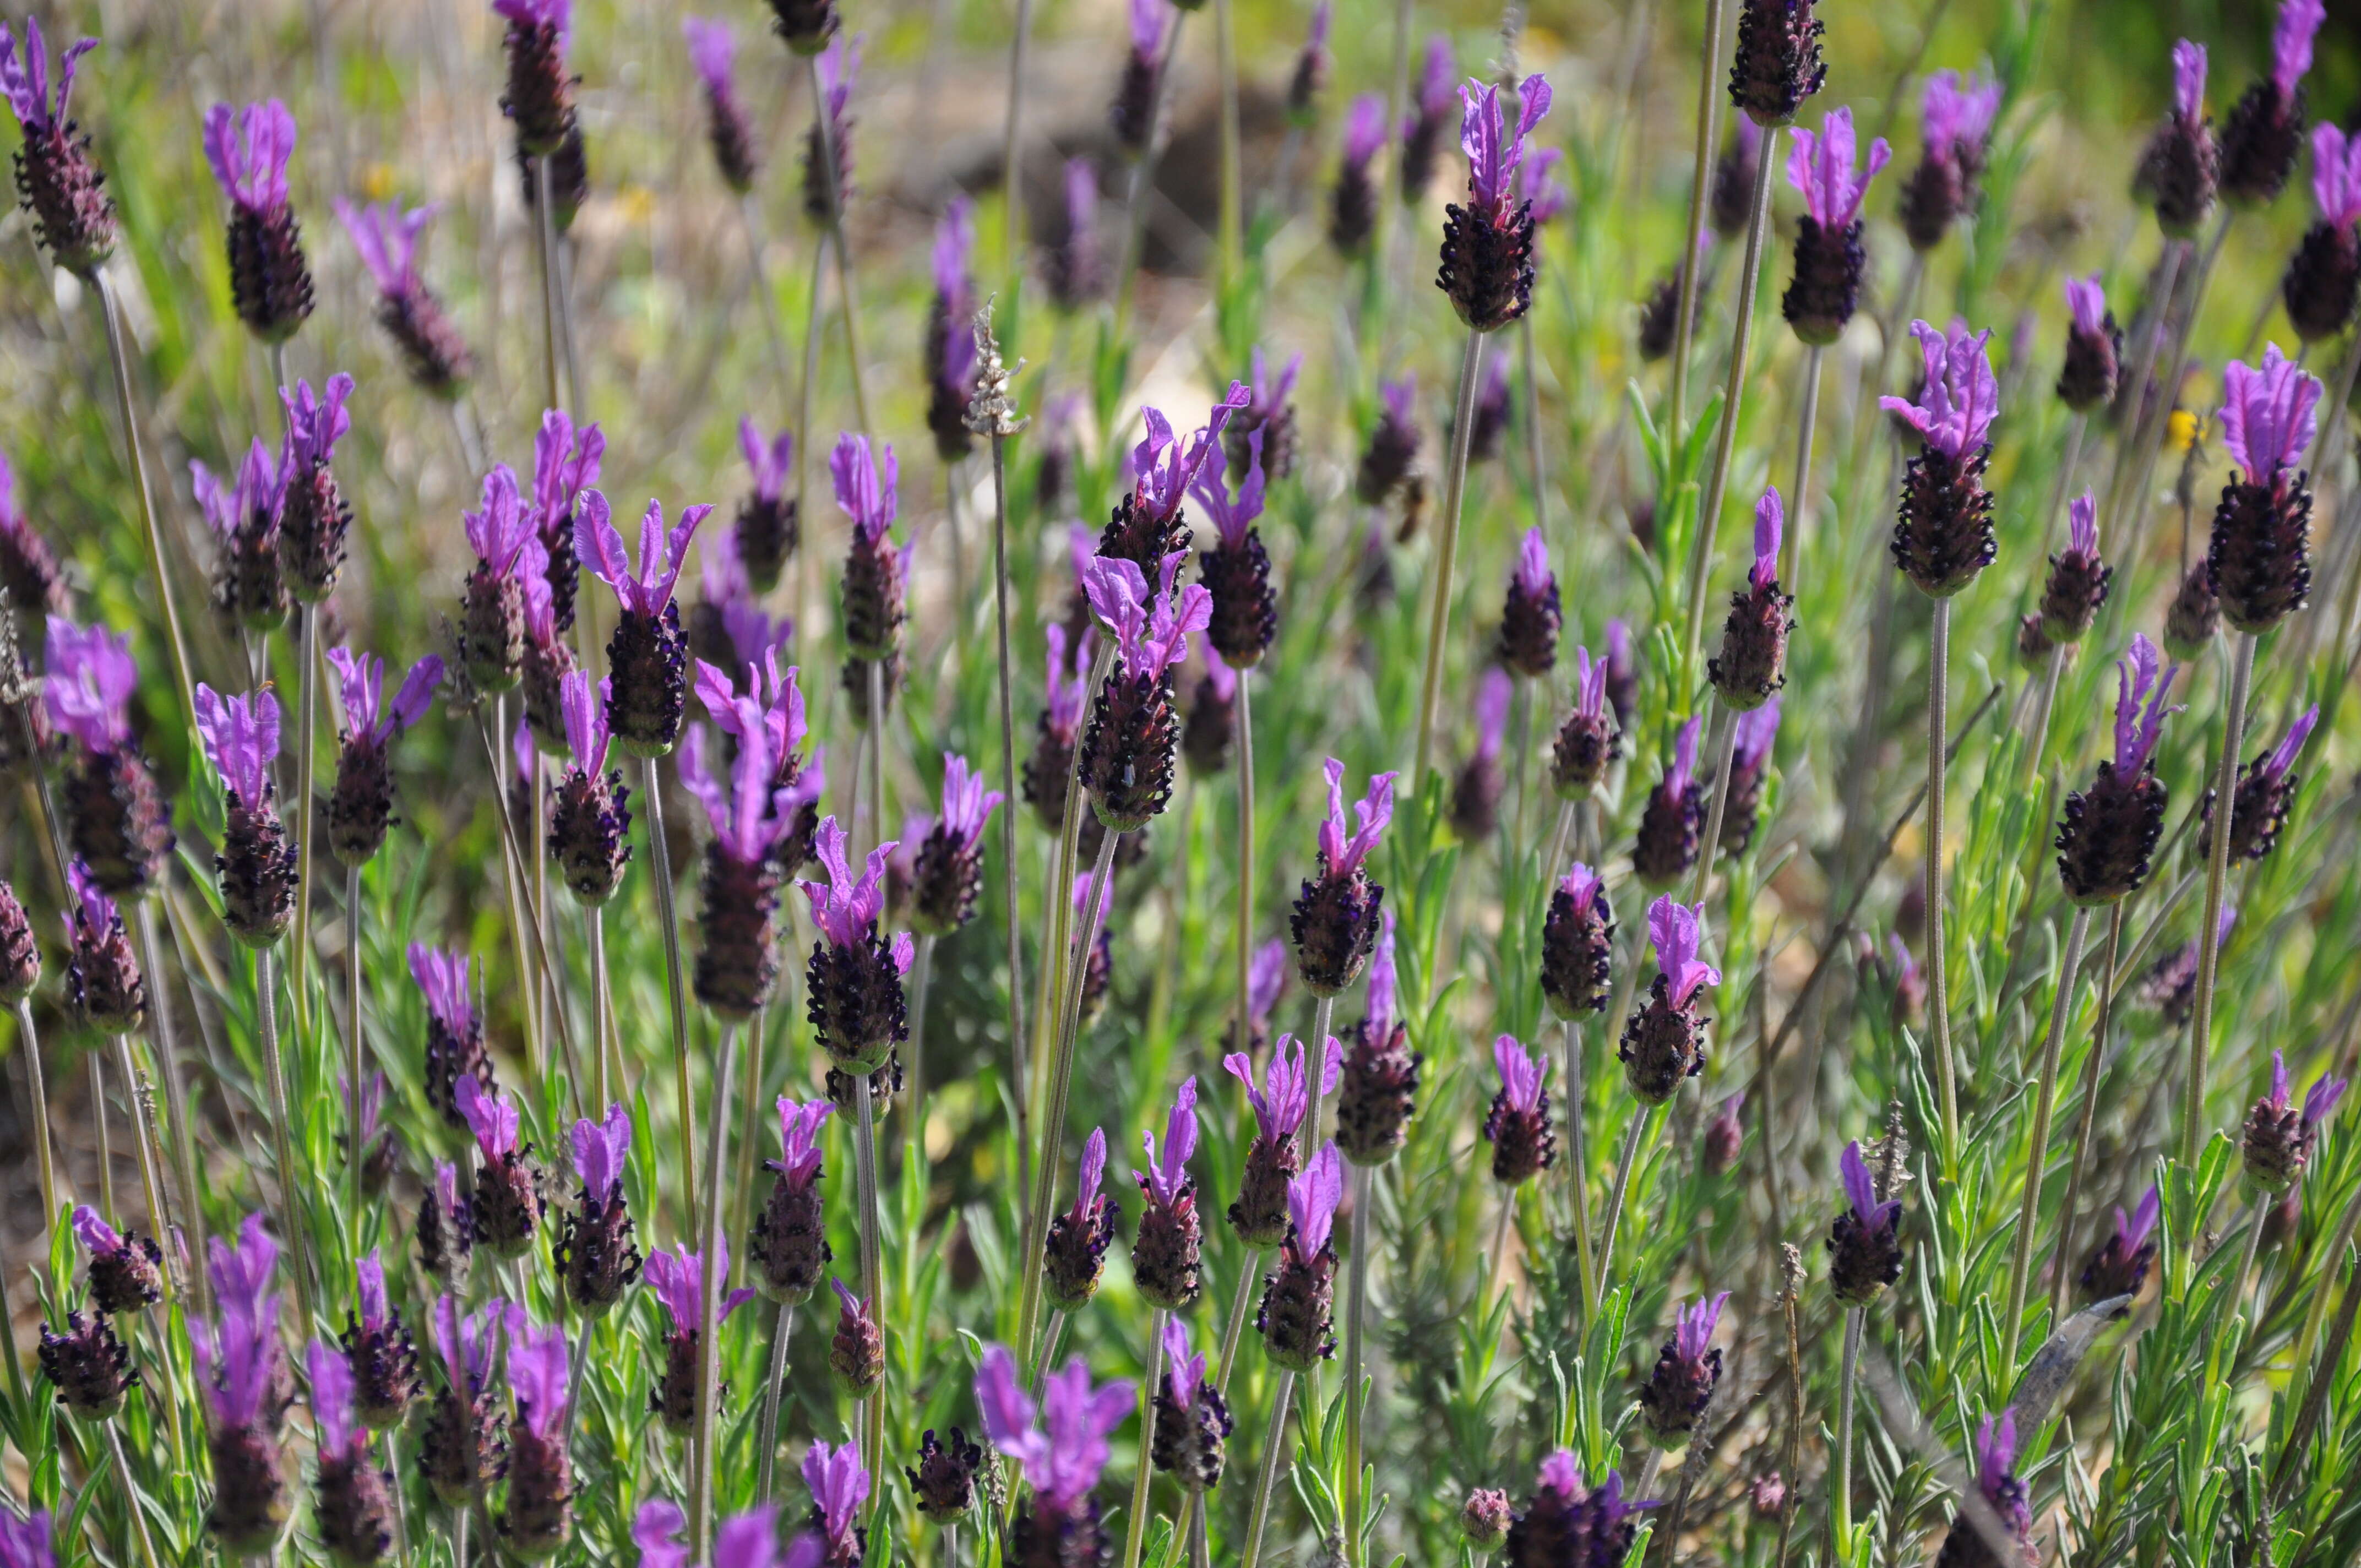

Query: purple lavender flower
339 1250 421 1431
416 1296 519 1504
1632 715 1705 886
1898 72 1998 249
0 450 64 627
684 18 759 193
0 1513 50 1568
194 439 291 632
539 669 628 903
924 197 981 463
1717 695 1783 856
2057 273 2120 410
1709 487 1794 707
409 943 493 1134
339 198 472 397
1149 1316 1233 1493
1703 1092 1747 1172
1498 527 1562 677
1502 1452 1655 1568
191 677 280 810
907 1428 984 1524
1710 113 1765 237
645 1239 758 1430
1551 644 1622 799
801 35 859 225
36 1299 136 1422
1542 861 1614 1020
2202 703 2317 865
310 1334 396 1564
458 465 538 693
1103 385 1250 573
61 858 142 1033
556 1102 640 1315
1044 1126 1119 1306
2039 493 2111 646
1397 36 1457 200
1076 552 1214 831
1225 1032 1342 1238
802 1442 871 1568
730 418 799 593
799 816 916 1069
1046 157 1105 309
902 752 1004 937
1449 668 1514 842
1256 1141 1345 1368
197 683 301 945
499 1319 574 1556
265 372 356 602
1483 1034 1555 1185
2218 0 2324 208
205 100 311 342
43 619 173 897
829 433 907 662
828 1278 884 1397
1934 1412 2030 1562
496 0 576 156
1728 0 1825 128
415 1163 474 1290
1 20 113 274
2078 1184 2161 1303
2242 1049 2347 1191
1022 623 1092 829
194 1215 292 1550
1285 0 1331 126
1111 0 1173 151
579 491 711 757
1292 758 1399 994
1331 93 1387 257
1783 107 1890 341
527 409 604 633
72 1204 162 1316
1194 427 1278 668
1638 1292 1729 1445
2136 41 2218 236
2283 126 2361 344
1132 1077 1204 1308
2208 344 2321 634
977 1343 1135 1563
1827 1139 1905 1303
459 1077 544 1259
750 1097 834 1303
1620 896 1720 1102
1439 74 1553 333
1354 373 1422 505
1884 319 2000 597
2055 635 2179 906
681 696 804 1016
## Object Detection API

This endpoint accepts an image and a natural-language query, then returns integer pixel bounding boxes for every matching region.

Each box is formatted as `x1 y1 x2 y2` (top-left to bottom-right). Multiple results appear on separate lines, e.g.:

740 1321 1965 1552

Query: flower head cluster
0 20 115 274
1439 75 1552 332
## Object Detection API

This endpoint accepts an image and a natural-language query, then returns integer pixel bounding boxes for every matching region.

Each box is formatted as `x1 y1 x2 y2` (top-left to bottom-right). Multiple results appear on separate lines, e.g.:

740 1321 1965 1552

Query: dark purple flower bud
1620 897 1717 1102
63 860 144 1035
1703 1093 1747 1173
1 23 115 275
1180 652 1238 776
410 945 493 1135
1930 1413 2031 1568
1749 1471 1789 1518
1727 0 1825 128
1257 1144 1343 1370
196 684 300 946
799 817 915 1068
1438 76 1552 334
418 1297 516 1503
1542 863 1614 1020
2201 702 2316 865
1483 1035 1555 1184
309 1342 395 1567
276 374 356 601
904 752 1003 936
1330 94 1386 258
2261 1184 2304 1250
1461 1489 1513 1550
2162 561 2220 660
581 491 711 757
1111 0 1171 151
0 875 39 1005
748 1096 834 1303
459 466 538 693
1045 159 1105 312
1717 696 1782 857
1226 1032 1334 1238
1884 933 1927 1028
924 200 981 464
1827 1140 1905 1304
2207 345 2320 633
1884 320 2000 597
907 1427 983 1522
542 671 632 903
1131 1079 1204 1309
1150 1317 1231 1492
2136 43 2218 237
521 562 579 752
1079 552 1215 831
1292 758 1397 994
2243 1050 2346 1193
205 100 312 344
1711 116 1761 237
2077 1184 2160 1303
1103 388 1248 580
1710 490 1795 706
828 1278 884 1398
1228 347 1302 483
1337 921 1420 1167
1398 38 1456 200
1637 266 1682 362
72 1206 162 1316
1024 623 1091 830
2014 613 2054 671
1283 0 1331 126
338 199 474 398
1637 1292 1728 1445
38 1308 137 1420
721 420 801 596
1783 110 1889 340
2056 636 2180 906
494 1320 574 1558
2057 274 2120 411
1450 669 1513 841
801 38 859 225
1354 374 1422 505
2039 494 2110 644
768 0 840 55
1551 645 1622 799
1195 437 1278 670
2282 127 2361 344
555 1103 641 1315
339 1251 421 1430
976 1345 1134 1568
195 1217 294 1548
459 1079 545 1260
1497 527 1561 678
648 1240 757 1429
1631 716 1705 887
526 410 602 634
195 440 291 634
0 454 64 628
683 18 758 193
1896 72 1999 251
2216 0 2322 208
819 433 909 661
495 0 578 157
1502 1452 1654 1568
1044 1128 1119 1309
417 1162 475 1290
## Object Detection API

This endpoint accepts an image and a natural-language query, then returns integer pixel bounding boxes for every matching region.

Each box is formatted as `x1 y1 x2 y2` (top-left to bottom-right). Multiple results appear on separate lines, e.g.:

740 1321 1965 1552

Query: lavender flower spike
974 1342 1135 1512
1827 1139 1905 1303
578 492 710 619
0 1513 52 1568
1881 320 2000 460
803 1441 872 1561
1483 1034 1554 1184
1222 1033 1338 1145
205 100 312 342
1788 107 1890 229
1886 319 2001 597
2242 1049 2348 1190
1330 94 1387 256
2110 635 2182 776
799 815 915 1067
337 199 474 398
0 19 114 274
197 683 300 944
194 684 281 807
1651 896 1721 1005
2219 345 2322 482
1439 75 1552 333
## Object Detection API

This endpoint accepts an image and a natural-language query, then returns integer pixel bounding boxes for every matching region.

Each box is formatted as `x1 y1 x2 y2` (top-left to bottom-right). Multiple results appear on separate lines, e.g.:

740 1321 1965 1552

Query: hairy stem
1925 597 1960 1169
16 1001 56 1233
1562 1017 1598 1329
1832 1306 1863 1550
1685 701 1737 910
1215 1244 1265 1398
256 947 316 1334
1112 11 1188 333
1595 1106 1653 1304
758 1300 796 1501
1234 673 1257 1077
1300 994 1338 1158
134 903 208 1316
1343 1161 1373 1567
1785 345 1825 588
94 271 197 728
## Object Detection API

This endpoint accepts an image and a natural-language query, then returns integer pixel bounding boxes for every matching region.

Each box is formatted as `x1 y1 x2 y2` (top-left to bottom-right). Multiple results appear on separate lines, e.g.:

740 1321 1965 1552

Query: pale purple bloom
534 410 605 535
578 492 711 617
492 0 571 28
1081 552 1212 676
356 1249 393 1333
1840 1140 1900 1231
1492 1034 1546 1113
209 1212 280 1327
679 708 799 863
1672 1292 1730 1362
194 683 281 804
63 859 118 945
1559 861 1603 908
1246 938 1288 1025
1162 1317 1207 1408
1129 0 1171 61
798 817 915 976
2261 704 2319 783
509 1316 570 1438
683 16 737 95
2067 493 2099 559
2109 634 2182 775
559 669 611 772
1751 488 1784 589
1880 320 2000 459
2311 124 2361 226
1732 694 1783 771
1920 70 2000 160
1138 1077 1200 1205
2272 0 2324 95
70 1204 123 1258
2173 41 2206 122
1189 430 1267 549
308 1338 365 1458
828 433 899 547
1043 625 1093 732
466 465 537 575
1248 346 1302 425
407 943 475 1040
431 1295 521 1393
1131 384 1251 521
281 373 354 471
1380 374 1417 429
335 198 438 297
1343 93 1388 166
572 1102 631 1200
1364 912 1399 1038
645 1239 755 1332
203 100 295 213
1533 1452 1657 1524
1317 757 1399 876
456 1075 520 1162
804 1442 872 1551
2114 1185 2162 1253
0 18 94 133
1517 145 1570 226
973 1343 1137 1508
192 440 285 542
634 1500 690 1568
815 34 859 151
1513 526 1553 598
741 420 795 504
1410 36 1455 130
1972 1412 2030 1534
1570 644 1608 723
773 1097 833 1185
2266 1051 2348 1131
1472 667 1513 763
1288 1142 1346 1253
1222 1032 1341 1141
42 618 136 752
697 651 809 775
1649 896 1721 1006
2219 344 2322 478
934 194 976 313
1786 106 1890 227
936 752 1004 847
1457 74 1553 222
1 1511 56 1568
1665 715 1701 799
194 1214 282 1429
2065 273 2108 336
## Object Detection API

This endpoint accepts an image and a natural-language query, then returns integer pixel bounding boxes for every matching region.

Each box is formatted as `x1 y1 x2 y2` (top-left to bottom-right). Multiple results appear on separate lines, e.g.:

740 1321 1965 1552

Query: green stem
1299 994 1338 1158
1925 596 1960 1170
1213 1244 1264 1398
1412 329 1489 789
1665 0 1731 446
1234 672 1256 1077
2000 904 2091 1381
2050 902 2126 1332
94 270 197 731
1342 1162 1372 1568
643 754 699 1223
1238 1370 1299 1568
16 1000 56 1235
1831 1307 1862 1550
2182 632 2254 1168
1119 1309 1172 1568
689 1024 738 1559
1594 1106 1653 1305
988 431 1031 1211
1562 1017 1598 1330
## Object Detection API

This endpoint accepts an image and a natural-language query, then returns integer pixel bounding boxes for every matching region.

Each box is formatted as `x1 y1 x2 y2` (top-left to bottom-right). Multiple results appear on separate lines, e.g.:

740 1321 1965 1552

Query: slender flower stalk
1665 0 1731 442
803 36 873 436
1111 0 1183 326
3 880 54 1226
1241 1144 1344 1568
